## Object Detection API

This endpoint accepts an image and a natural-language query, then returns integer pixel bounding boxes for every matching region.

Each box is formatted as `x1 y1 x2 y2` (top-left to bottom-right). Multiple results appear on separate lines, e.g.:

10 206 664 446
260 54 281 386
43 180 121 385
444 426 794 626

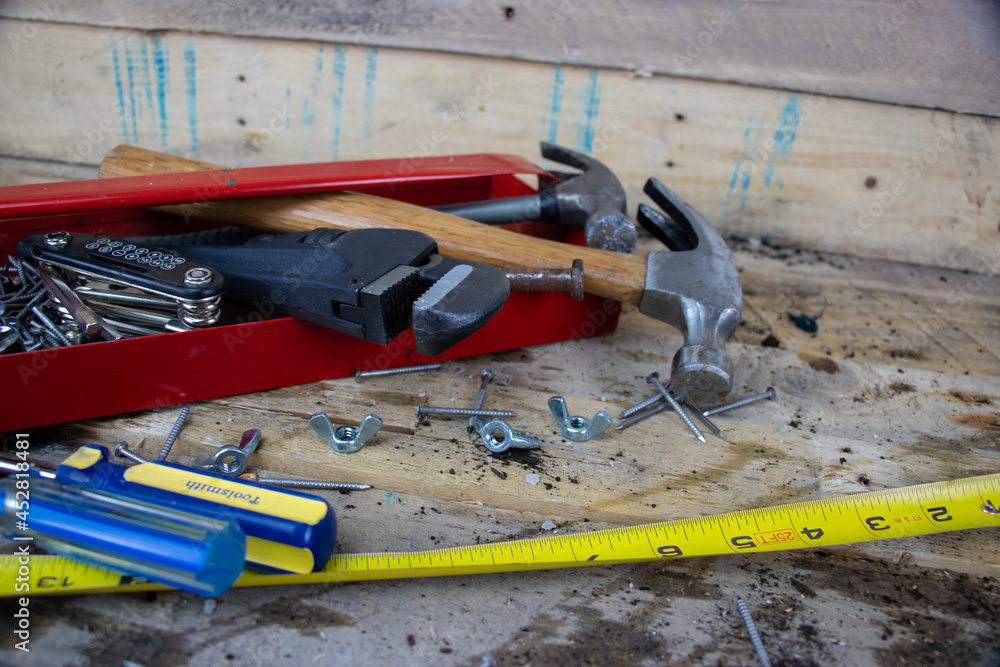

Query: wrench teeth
359 265 424 343
413 265 473 314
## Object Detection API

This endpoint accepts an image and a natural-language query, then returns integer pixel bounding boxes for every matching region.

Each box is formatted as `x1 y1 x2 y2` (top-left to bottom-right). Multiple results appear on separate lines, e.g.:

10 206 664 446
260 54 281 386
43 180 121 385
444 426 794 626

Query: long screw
619 386 778 420
679 397 726 440
158 404 191 461
505 259 585 301
614 401 669 431
417 406 519 419
30 305 72 347
239 472 371 491
616 398 722 437
468 369 495 436
736 599 772 667
114 442 148 465
354 363 442 381
704 388 777 417
618 393 665 420
647 373 705 443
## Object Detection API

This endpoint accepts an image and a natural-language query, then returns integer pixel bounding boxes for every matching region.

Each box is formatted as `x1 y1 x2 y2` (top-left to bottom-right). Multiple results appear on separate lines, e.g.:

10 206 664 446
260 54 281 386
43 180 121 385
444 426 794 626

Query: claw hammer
97 145 742 403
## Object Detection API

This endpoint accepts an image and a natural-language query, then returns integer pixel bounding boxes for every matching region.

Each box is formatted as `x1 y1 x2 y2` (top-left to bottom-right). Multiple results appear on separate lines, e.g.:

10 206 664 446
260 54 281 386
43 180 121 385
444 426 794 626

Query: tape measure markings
2 473 997 596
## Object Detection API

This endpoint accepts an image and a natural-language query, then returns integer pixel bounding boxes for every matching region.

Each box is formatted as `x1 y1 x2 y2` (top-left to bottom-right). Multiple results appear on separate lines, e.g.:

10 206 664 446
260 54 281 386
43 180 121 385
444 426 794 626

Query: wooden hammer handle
98 145 646 305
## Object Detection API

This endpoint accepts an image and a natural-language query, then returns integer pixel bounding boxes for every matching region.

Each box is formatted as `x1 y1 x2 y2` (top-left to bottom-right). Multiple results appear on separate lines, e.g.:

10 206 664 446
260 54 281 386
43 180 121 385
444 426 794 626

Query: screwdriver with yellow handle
7 444 337 576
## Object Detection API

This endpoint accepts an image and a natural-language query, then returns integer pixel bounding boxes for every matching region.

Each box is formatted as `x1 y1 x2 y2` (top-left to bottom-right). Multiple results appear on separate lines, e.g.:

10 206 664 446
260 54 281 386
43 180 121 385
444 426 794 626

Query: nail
354 363 443 381
114 442 148 465
679 397 726 440
157 404 191 461
703 388 777 417
647 373 705 443
239 472 371 491
737 599 771 667
417 406 519 419
614 401 670 431
468 369 495 437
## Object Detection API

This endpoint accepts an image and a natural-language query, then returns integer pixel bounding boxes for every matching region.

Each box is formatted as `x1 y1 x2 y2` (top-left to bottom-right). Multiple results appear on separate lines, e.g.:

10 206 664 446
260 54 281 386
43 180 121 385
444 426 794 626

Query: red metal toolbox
0 154 620 430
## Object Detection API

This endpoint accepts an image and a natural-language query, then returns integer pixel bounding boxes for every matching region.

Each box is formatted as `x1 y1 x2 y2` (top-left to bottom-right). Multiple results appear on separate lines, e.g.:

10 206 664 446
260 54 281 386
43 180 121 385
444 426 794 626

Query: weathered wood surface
6 235 999 665
2 12 1000 662
2 0 998 115
1 21 998 272
22 237 1000 579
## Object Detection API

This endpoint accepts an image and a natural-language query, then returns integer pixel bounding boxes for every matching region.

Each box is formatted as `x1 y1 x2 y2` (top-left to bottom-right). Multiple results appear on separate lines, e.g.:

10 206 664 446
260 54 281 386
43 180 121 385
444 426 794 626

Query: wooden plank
23 234 1000 576
2 22 998 272
0 157 93 186
41 353 1000 577
2 1 998 115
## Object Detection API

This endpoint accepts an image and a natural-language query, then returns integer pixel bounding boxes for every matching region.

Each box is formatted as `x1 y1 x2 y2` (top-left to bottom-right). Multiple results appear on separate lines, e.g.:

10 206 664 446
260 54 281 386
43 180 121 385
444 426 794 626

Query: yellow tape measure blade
2 474 997 596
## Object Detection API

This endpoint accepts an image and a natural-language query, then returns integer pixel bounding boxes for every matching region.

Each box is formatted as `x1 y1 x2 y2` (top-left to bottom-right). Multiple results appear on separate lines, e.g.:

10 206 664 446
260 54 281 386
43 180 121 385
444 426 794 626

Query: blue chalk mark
363 47 378 141
543 65 564 144
385 492 395 501
575 69 601 154
724 120 752 208
724 115 765 213
140 40 154 123
331 45 346 160
764 94 800 189
151 35 170 151
741 118 764 210
303 98 315 126
183 41 199 158
311 43 324 94
285 87 292 129
110 36 129 142
123 39 139 142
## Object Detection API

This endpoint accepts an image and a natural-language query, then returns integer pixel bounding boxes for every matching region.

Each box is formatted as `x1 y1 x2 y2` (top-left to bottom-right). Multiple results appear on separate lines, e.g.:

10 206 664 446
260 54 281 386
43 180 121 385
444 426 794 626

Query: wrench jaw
411 255 510 357
637 178 743 405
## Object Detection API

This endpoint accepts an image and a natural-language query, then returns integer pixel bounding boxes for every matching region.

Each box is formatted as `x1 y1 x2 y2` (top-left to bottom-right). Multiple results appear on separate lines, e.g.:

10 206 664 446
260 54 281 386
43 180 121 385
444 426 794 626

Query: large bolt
505 259 584 301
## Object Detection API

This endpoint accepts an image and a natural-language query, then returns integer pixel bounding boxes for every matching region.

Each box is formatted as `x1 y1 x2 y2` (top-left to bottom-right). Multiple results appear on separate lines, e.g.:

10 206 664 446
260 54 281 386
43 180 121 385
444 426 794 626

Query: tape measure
3 473 998 597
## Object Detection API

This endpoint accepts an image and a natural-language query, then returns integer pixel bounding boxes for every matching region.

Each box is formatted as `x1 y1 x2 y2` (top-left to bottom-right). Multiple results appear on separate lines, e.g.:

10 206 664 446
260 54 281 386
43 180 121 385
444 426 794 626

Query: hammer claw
636 204 697 252
637 178 743 404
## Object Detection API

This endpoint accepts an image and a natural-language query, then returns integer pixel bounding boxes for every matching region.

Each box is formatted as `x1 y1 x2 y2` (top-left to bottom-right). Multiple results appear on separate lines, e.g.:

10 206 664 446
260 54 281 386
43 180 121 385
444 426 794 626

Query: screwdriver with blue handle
7 444 338 576
0 466 246 597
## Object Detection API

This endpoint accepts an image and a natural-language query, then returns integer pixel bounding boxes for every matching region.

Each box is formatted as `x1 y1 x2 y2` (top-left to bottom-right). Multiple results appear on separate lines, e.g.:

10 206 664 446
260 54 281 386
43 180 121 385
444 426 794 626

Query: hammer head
636 178 742 405
539 143 637 253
